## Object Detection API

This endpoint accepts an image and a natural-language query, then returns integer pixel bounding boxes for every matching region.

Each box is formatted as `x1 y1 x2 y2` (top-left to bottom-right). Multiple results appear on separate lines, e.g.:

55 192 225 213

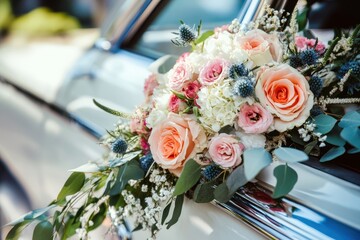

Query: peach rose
237 29 282 66
208 133 244 168
255 64 314 132
148 113 207 176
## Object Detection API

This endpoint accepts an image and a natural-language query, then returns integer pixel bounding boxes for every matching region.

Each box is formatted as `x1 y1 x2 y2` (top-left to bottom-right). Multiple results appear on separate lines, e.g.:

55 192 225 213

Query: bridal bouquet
6 5 360 240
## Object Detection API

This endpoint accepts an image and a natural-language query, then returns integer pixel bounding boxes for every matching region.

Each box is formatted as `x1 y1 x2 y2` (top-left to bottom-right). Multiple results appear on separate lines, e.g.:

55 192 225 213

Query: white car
1 0 360 239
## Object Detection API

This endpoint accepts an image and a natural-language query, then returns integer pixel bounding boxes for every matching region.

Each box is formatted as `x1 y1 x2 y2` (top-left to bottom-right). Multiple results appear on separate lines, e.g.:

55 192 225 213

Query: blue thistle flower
309 76 323 97
139 154 154 172
289 55 303 68
300 49 318 65
229 64 248 79
179 24 196 43
233 77 254 97
111 138 128 154
338 61 360 79
202 165 222 180
310 105 324 117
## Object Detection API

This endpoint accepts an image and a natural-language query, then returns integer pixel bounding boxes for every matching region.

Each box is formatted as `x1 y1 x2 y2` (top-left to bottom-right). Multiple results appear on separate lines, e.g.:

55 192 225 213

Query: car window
128 0 247 58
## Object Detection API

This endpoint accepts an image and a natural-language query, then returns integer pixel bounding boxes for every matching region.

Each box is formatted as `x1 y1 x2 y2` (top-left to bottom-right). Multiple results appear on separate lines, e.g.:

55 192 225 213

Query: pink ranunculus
236 29 282 66
144 74 159 102
295 36 308 51
168 94 186 113
148 113 207 176
208 133 244 168
255 64 314 132
199 59 229 86
183 81 201 99
176 52 190 63
306 38 326 54
130 108 148 135
237 103 273 134
168 61 193 91
140 137 150 153
295 36 326 54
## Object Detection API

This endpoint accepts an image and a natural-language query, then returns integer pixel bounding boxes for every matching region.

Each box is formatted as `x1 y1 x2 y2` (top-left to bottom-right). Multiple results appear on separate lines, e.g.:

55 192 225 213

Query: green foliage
93 99 132 119
320 146 346 162
5 221 31 240
272 164 298 199
314 114 337 134
340 127 360 149
109 150 142 168
274 147 308 163
194 30 214 45
33 220 53 240
161 201 172 225
226 165 247 195
173 159 201 196
326 125 346 147
166 194 184 229
243 148 272 180
57 172 85 202
296 5 309 32
214 182 230 203
339 111 360 128
61 215 80 240
193 180 216 203
87 203 107 231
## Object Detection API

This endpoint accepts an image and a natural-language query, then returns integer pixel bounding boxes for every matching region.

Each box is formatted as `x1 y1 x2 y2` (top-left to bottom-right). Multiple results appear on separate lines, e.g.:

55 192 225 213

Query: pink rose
176 52 190 63
144 74 159 102
168 61 193 91
130 108 148 135
255 64 314 132
208 133 244 168
148 113 207 176
237 29 282 66
168 94 186 113
295 36 308 50
183 81 201 99
199 59 229 85
295 36 326 54
237 103 273 134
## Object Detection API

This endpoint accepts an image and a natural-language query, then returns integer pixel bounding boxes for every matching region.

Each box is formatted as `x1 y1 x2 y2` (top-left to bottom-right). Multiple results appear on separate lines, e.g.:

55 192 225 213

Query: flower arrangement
6 5 360 240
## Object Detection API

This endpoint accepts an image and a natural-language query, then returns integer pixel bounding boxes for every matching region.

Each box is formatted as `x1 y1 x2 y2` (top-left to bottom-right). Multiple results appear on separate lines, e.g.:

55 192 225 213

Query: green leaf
243 148 272 181
5 221 30 240
274 147 308 163
57 172 85 201
218 125 233 134
314 114 337 134
193 180 215 203
326 125 346 147
88 203 106 231
110 161 144 196
173 159 201 196
109 150 142 168
166 194 184 229
339 111 360 128
272 164 298 199
226 165 247 195
348 148 360 154
214 182 231 203
194 30 214 45
341 127 360 149
61 216 80 240
296 6 309 32
93 99 131 119
69 162 102 173
304 141 318 154
170 90 188 100
320 146 346 162
161 201 172 225
33 220 53 240
6 205 55 226
323 37 340 63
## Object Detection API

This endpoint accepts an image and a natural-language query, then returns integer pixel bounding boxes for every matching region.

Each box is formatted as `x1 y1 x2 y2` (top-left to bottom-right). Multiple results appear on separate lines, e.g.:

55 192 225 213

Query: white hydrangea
185 52 209 73
235 131 266 149
146 91 170 128
197 79 244 132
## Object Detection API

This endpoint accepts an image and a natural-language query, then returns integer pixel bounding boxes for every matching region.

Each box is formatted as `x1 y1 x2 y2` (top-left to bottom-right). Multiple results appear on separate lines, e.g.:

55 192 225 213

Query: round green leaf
193 181 215 203
57 172 85 201
341 127 360 149
339 111 360 128
226 165 247 195
326 125 346 147
173 159 201 196
274 147 309 163
314 114 337 134
320 146 346 162
243 148 272 181
348 148 360 154
272 164 298 199
166 194 184 229
33 220 53 240
214 182 231 203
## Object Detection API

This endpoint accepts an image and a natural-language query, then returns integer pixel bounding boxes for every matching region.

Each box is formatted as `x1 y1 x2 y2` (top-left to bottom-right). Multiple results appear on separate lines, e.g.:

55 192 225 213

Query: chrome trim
214 183 360 240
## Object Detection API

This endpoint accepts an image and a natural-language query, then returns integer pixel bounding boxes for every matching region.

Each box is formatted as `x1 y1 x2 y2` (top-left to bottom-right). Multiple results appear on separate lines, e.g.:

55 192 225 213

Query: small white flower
319 142 326 147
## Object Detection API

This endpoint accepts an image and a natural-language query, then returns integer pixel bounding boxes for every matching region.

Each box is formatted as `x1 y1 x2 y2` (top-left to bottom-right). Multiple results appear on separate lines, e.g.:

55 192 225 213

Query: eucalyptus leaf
243 148 272 181
194 30 214 45
274 147 308 163
61 216 80 240
173 159 201 196
166 194 184 229
214 182 231 203
296 6 309 32
33 220 53 240
110 161 144 196
109 150 142 168
69 162 102 173
272 164 298 199
6 205 55 226
341 127 360 149
88 203 106 231
161 201 172 225
5 221 31 240
314 114 337 134
348 148 360 154
93 99 131 119
304 141 317 154
338 111 360 128
320 146 346 162
226 165 248 195
326 125 346 147
57 172 85 201
193 180 216 203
